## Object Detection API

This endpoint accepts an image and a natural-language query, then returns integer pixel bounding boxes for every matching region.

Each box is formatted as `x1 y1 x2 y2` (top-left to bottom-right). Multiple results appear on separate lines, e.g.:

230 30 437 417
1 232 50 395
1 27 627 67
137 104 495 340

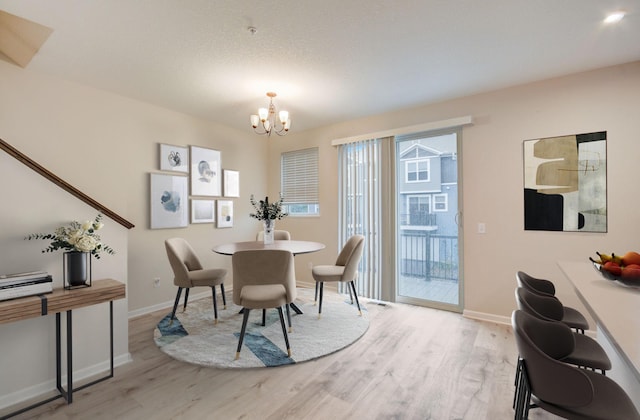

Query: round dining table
212 240 325 256
212 240 326 314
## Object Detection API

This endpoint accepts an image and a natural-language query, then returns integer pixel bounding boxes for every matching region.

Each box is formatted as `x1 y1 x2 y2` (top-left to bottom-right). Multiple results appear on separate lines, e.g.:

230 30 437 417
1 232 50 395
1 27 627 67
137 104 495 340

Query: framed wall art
190 146 221 196
159 143 188 173
150 173 189 229
523 131 606 232
191 199 215 224
217 200 234 228
223 169 240 197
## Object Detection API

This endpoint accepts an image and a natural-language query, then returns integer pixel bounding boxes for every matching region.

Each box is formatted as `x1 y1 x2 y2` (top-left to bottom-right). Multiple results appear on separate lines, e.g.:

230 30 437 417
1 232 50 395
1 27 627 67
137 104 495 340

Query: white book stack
0 271 53 301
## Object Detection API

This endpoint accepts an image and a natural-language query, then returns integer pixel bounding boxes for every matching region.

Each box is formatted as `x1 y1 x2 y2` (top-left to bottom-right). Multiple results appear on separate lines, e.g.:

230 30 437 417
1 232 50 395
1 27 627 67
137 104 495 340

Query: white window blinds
281 147 319 204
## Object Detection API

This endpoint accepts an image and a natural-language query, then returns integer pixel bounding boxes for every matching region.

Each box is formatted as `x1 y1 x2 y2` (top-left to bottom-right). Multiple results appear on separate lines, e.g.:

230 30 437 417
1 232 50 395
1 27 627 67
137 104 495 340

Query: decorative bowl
591 261 640 289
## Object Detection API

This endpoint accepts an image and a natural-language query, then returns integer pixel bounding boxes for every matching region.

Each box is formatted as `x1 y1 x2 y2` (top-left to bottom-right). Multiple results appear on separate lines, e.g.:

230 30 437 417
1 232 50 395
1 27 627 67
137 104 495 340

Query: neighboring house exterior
397 142 459 280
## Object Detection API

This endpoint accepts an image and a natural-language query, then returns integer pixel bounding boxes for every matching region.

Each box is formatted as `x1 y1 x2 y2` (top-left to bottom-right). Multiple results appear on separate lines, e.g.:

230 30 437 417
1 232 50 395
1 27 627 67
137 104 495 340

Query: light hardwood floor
5 293 562 420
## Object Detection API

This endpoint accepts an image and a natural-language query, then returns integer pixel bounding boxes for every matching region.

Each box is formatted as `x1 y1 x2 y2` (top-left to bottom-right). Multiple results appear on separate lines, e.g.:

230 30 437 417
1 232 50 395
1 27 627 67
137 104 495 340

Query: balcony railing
399 230 458 280
399 213 437 227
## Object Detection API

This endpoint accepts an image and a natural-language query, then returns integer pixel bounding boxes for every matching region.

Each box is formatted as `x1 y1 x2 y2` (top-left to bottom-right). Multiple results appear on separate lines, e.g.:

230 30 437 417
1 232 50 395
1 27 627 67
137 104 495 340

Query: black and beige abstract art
523 131 606 232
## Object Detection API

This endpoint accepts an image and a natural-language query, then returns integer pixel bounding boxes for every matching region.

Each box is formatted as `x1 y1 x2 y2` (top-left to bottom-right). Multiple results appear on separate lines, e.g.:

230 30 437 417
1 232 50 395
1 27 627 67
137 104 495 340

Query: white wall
269 60 640 322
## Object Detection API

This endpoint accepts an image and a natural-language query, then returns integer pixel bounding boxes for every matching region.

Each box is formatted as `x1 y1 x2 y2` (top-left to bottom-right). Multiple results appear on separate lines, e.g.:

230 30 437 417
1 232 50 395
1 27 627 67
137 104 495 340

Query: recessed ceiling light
604 11 625 24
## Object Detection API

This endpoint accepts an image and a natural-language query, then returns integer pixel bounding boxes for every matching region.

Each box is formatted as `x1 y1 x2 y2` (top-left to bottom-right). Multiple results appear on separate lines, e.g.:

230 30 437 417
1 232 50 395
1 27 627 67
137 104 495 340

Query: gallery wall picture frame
217 200 234 228
523 131 607 233
223 169 240 197
190 145 221 196
191 199 216 224
150 173 189 229
159 143 189 173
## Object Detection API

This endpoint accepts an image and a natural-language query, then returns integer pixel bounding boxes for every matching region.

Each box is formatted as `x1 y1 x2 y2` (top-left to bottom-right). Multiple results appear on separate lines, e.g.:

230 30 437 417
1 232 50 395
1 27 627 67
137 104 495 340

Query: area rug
154 287 369 368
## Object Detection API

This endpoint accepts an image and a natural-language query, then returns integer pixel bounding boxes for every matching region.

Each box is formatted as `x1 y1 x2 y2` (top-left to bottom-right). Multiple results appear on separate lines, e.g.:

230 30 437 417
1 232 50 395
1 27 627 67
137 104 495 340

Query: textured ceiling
0 1 638 133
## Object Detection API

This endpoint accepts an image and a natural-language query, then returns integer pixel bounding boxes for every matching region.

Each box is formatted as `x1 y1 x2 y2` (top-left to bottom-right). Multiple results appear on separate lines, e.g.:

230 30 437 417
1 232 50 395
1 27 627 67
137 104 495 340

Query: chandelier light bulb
604 11 625 24
258 107 268 122
250 114 259 128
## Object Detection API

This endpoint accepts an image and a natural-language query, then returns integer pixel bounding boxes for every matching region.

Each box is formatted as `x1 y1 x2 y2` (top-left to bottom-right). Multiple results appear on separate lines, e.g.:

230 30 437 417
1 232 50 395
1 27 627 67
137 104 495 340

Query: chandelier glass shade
250 92 291 136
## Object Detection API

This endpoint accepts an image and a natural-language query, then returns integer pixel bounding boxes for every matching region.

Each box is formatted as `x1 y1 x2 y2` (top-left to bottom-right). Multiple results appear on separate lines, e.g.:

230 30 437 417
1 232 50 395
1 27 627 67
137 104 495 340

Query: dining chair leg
277 306 291 357
220 283 227 309
513 357 522 409
262 309 266 326
236 308 251 360
318 282 324 319
314 282 319 305
183 288 190 312
211 286 219 325
286 304 292 332
349 281 362 315
169 287 183 325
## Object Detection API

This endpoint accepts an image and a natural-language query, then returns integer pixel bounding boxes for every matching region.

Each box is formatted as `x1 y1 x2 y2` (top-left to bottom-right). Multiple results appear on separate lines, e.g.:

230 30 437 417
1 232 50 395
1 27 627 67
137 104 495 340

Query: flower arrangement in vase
249 195 288 244
26 213 115 258
26 214 115 288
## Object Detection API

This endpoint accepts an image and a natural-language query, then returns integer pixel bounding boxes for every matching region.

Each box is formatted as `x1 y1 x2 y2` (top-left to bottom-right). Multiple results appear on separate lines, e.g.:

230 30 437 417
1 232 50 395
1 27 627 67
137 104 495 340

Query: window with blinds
281 147 319 216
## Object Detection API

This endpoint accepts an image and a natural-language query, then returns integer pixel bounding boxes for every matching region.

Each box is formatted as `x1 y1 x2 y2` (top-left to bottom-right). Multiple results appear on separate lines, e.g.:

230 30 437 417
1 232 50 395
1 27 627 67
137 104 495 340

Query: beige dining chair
232 249 297 360
512 310 639 420
312 234 365 318
256 230 291 241
165 238 227 325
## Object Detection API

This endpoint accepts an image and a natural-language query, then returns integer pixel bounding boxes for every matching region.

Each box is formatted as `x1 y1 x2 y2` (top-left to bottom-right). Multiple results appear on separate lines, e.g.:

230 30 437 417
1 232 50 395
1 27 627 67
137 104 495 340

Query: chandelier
250 92 291 136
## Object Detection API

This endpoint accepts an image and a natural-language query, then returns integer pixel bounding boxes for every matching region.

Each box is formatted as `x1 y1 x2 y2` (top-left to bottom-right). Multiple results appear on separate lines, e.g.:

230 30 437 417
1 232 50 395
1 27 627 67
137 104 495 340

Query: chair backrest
232 249 297 306
165 238 204 287
515 287 564 322
256 230 291 241
335 235 365 282
512 310 593 407
516 271 556 296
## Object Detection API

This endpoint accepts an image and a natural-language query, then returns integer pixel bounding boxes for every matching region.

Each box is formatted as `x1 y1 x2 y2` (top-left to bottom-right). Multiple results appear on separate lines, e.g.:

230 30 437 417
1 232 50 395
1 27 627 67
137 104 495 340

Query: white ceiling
1 1 638 133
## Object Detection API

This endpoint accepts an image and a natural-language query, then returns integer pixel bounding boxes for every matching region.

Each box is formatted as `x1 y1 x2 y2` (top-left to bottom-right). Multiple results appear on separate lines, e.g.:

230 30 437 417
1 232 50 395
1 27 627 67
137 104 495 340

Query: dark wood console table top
0 278 125 324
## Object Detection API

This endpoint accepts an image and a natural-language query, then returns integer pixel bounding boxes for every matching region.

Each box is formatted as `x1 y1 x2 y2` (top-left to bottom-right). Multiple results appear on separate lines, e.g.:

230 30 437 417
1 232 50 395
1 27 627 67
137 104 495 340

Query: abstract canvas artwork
190 146 221 196
523 131 606 232
150 173 189 229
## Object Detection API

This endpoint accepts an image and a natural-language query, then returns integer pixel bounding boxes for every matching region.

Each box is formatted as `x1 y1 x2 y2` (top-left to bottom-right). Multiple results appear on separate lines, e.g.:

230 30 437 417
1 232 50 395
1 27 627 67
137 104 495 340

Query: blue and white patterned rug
154 287 369 368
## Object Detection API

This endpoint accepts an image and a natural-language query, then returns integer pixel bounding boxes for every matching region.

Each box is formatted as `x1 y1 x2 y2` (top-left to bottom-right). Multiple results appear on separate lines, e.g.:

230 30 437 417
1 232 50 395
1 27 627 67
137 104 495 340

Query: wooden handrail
1 138 135 229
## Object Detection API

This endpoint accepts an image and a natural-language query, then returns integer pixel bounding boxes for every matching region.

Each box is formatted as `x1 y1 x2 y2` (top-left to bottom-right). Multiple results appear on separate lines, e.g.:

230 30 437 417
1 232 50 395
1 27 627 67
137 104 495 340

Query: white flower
67 229 83 245
81 220 93 231
75 235 98 252
93 222 104 230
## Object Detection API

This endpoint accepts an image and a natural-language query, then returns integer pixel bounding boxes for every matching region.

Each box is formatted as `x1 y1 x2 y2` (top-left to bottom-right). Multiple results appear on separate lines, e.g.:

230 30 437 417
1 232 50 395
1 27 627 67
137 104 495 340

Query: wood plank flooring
3 293 562 419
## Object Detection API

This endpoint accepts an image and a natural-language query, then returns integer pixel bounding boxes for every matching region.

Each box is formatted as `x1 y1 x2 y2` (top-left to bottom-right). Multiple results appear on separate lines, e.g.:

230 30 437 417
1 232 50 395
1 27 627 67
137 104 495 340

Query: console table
0 279 125 419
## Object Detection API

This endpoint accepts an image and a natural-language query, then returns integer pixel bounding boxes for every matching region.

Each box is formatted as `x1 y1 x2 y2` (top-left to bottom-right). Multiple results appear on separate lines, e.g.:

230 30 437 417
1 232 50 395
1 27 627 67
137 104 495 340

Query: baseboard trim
0 352 133 410
462 309 511 326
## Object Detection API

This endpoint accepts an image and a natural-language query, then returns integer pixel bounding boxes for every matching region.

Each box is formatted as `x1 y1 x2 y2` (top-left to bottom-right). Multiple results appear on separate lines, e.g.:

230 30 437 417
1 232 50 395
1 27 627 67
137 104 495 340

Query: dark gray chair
514 287 611 373
516 271 589 333
512 310 639 420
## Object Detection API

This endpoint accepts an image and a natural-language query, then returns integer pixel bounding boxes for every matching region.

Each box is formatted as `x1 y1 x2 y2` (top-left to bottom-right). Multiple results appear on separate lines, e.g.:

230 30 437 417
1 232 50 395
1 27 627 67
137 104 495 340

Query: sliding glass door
395 130 462 311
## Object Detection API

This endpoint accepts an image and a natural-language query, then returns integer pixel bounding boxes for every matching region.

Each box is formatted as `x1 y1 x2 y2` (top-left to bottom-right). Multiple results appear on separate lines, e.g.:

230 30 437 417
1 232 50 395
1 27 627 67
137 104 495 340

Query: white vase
263 220 275 245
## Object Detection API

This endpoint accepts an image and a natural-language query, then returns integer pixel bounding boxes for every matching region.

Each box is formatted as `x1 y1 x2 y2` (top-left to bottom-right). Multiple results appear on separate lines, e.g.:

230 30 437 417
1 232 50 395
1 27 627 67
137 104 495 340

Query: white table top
558 260 640 382
212 240 325 256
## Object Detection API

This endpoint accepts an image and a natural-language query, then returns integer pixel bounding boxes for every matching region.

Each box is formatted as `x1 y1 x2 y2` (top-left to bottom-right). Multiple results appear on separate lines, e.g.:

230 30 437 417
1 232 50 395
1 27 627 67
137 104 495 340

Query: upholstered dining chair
511 310 639 420
514 287 611 372
516 271 589 333
232 249 297 360
312 234 365 318
165 238 227 325
256 230 291 241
